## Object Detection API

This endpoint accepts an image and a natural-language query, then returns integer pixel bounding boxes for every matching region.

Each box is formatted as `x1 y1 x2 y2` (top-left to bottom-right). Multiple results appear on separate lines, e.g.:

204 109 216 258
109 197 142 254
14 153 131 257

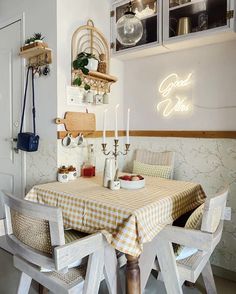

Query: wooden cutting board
55 112 96 132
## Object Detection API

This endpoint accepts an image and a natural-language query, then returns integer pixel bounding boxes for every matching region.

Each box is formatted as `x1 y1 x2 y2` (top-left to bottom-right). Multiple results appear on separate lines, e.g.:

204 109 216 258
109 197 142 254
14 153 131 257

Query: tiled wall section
26 139 57 192
57 136 236 272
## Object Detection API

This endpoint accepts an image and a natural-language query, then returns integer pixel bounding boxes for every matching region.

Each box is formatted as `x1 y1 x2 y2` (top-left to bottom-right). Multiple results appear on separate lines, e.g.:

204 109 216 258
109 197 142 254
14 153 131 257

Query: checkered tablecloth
25 174 206 257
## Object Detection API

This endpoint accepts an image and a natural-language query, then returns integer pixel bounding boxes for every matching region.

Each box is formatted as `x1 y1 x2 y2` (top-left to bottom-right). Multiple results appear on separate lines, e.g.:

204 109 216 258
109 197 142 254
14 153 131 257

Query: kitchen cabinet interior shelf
169 0 207 12
168 0 228 39
20 42 52 67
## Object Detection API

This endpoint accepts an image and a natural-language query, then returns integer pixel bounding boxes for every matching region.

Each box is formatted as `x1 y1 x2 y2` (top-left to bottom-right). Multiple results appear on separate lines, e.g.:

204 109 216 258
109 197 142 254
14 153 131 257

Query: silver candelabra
101 139 130 163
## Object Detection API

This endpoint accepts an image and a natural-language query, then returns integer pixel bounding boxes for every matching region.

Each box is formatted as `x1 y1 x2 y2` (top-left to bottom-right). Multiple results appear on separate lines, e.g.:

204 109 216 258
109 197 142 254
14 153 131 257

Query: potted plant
72 52 99 90
25 37 35 45
73 52 99 72
33 33 45 43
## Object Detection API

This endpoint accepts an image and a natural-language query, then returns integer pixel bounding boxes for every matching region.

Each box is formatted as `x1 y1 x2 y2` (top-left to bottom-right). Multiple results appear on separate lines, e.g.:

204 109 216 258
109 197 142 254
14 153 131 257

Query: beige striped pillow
133 160 172 179
175 204 204 260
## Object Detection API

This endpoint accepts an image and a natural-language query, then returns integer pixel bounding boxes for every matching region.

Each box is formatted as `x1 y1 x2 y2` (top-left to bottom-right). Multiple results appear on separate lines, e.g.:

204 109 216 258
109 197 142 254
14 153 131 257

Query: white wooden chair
139 189 228 294
134 149 175 179
1 191 120 294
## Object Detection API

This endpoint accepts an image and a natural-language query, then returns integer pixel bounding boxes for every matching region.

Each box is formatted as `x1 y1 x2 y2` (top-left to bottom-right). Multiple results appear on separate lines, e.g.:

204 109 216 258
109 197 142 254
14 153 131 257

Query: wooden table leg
125 254 141 294
39 284 49 294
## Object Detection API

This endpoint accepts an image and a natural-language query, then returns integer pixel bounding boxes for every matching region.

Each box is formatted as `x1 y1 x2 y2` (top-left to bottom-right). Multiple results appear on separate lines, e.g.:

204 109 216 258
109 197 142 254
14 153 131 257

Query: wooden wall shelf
87 71 117 83
72 70 117 93
20 43 52 67
71 20 117 93
57 130 236 139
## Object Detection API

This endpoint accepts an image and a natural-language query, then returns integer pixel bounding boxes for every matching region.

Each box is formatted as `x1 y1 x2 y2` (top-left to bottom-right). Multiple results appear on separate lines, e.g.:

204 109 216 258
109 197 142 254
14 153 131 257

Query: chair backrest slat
0 219 5 237
2 191 65 268
201 189 228 234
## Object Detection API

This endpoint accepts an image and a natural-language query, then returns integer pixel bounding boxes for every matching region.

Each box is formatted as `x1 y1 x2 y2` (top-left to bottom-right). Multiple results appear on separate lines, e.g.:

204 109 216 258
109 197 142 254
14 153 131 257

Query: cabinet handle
110 10 115 17
226 10 234 19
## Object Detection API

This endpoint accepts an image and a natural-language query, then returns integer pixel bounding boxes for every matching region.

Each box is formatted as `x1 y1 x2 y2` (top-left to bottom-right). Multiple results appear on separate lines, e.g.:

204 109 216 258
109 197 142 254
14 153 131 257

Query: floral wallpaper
124 137 236 272
26 139 57 192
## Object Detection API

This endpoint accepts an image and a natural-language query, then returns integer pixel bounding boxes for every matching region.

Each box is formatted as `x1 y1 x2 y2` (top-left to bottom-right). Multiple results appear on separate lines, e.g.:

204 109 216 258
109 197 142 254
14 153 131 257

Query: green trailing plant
72 52 98 90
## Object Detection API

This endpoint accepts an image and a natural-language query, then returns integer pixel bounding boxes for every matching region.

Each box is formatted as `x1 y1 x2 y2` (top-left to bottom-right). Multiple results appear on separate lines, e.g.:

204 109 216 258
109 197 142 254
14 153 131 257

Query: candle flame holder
102 139 130 163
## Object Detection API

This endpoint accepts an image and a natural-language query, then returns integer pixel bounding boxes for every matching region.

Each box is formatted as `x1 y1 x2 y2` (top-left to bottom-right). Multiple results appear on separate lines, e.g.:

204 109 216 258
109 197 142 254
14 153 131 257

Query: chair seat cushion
133 160 172 179
46 264 86 286
40 229 88 272
175 203 204 260
64 229 88 244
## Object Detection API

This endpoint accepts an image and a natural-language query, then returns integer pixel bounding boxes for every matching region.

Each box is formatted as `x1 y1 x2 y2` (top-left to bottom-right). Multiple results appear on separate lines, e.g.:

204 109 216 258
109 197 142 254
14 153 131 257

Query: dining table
25 173 206 294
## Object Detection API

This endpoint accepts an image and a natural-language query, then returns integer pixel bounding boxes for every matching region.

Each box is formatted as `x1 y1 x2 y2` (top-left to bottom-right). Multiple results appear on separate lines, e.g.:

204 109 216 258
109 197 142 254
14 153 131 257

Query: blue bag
17 67 39 152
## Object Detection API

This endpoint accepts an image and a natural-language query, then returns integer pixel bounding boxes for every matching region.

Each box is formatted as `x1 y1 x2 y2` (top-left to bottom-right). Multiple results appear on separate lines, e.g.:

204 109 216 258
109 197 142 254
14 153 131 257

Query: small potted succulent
25 37 35 45
24 33 45 46
33 33 45 43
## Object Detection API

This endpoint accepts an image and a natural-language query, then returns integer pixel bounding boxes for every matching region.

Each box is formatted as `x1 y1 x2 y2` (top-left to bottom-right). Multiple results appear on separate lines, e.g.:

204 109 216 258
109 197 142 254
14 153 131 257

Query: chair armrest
54 232 106 271
159 225 214 251
0 219 6 237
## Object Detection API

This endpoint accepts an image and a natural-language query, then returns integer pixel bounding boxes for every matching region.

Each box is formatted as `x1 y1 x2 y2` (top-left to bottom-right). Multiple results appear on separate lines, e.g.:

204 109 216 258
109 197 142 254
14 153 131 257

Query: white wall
57 0 124 131
0 0 58 189
57 0 125 170
124 41 236 130
123 41 236 273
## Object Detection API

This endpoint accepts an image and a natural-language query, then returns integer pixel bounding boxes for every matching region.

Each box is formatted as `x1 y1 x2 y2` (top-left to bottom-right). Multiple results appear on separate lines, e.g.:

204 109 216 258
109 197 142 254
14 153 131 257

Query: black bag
17 66 39 152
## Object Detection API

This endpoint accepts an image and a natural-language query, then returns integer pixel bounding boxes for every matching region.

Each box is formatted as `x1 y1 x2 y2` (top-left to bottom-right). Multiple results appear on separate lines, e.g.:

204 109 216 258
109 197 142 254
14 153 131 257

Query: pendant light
116 1 143 46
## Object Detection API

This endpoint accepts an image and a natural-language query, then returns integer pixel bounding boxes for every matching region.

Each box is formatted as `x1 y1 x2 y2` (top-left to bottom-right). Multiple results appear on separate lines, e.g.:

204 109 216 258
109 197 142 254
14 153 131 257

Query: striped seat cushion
64 229 87 243
133 160 172 179
40 230 88 272
175 204 204 260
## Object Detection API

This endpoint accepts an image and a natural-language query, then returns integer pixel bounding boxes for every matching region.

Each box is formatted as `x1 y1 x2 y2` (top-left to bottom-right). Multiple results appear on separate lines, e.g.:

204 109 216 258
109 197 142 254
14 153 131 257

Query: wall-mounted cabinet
110 0 168 59
111 0 236 59
163 0 236 50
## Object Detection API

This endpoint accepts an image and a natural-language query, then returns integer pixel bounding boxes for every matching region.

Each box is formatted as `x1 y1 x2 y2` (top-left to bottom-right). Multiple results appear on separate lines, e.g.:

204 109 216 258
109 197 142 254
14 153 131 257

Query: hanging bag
17 66 39 152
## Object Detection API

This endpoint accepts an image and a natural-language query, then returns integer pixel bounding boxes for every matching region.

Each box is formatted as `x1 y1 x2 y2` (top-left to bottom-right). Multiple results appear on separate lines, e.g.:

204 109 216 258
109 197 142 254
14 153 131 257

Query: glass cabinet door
111 0 159 53
165 0 230 40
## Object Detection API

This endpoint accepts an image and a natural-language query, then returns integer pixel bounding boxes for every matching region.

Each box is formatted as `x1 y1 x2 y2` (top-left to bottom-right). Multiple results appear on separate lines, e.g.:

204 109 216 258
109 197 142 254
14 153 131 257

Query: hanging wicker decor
71 20 117 93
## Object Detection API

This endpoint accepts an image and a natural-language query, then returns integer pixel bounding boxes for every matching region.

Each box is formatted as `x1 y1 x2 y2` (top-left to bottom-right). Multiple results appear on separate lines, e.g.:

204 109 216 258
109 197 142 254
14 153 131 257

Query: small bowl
119 178 145 190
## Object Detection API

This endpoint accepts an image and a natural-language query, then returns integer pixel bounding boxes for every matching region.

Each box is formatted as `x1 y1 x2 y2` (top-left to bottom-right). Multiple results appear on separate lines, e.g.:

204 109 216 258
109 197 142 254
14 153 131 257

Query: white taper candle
127 108 130 144
103 109 107 144
115 104 119 139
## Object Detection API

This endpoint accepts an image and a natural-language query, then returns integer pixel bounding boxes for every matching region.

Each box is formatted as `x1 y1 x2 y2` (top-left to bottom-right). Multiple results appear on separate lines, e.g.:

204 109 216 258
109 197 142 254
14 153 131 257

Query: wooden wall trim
129 131 236 139
57 130 236 139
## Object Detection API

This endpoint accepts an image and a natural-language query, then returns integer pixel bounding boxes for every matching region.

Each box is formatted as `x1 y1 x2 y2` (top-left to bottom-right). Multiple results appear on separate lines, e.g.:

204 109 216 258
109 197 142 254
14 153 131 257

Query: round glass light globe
116 14 143 46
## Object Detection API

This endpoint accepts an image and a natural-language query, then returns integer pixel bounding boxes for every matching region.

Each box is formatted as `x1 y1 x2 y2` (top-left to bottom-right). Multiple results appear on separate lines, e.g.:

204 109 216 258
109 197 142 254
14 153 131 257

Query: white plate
119 179 145 190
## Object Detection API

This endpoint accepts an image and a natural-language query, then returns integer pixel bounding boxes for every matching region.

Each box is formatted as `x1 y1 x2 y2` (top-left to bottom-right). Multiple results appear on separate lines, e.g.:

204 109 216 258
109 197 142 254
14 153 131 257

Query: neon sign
157 73 192 118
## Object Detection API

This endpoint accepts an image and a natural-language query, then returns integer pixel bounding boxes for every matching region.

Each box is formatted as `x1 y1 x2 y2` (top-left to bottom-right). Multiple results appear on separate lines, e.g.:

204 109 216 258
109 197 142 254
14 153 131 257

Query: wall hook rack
20 41 52 72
